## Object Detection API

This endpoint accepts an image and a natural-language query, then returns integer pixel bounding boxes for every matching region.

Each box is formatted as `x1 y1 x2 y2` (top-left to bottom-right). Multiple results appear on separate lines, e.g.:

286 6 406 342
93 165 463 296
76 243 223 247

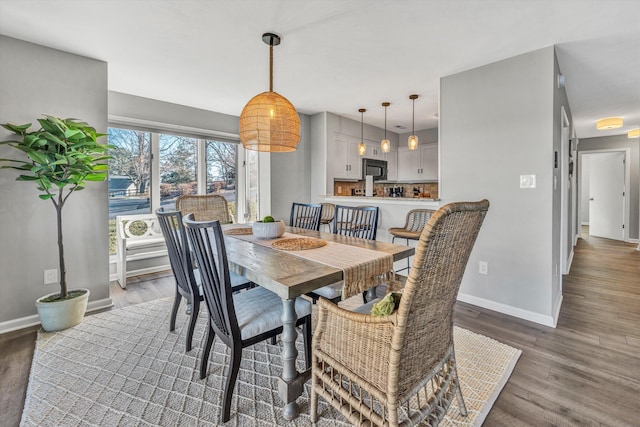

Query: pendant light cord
269 43 273 92
384 105 387 139
361 110 364 142
412 97 415 135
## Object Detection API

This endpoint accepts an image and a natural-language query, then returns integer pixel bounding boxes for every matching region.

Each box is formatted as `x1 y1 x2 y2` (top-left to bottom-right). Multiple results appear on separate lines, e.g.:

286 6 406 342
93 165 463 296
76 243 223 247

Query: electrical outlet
479 261 488 275
44 269 58 285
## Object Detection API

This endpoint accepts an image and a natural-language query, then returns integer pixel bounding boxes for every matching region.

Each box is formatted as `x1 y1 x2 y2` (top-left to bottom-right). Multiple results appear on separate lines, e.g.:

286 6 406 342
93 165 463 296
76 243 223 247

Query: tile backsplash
334 181 438 199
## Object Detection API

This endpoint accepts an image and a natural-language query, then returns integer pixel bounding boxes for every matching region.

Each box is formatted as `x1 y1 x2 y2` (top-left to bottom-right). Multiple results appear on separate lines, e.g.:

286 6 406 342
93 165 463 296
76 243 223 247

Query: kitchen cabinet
397 143 438 181
365 143 385 159
328 133 363 180
385 149 398 181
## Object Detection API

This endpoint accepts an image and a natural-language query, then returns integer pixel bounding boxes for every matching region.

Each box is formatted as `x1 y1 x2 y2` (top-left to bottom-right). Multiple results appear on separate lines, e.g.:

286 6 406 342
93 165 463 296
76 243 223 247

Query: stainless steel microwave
362 158 388 181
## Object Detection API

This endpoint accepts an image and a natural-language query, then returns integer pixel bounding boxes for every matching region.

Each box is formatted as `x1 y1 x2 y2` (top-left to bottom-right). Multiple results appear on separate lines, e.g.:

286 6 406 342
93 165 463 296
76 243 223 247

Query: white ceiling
1 0 639 139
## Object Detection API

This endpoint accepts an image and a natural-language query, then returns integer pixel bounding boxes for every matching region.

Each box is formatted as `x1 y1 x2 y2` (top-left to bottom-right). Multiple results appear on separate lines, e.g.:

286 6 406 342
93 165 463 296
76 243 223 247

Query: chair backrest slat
290 202 322 230
156 208 197 300
333 205 379 240
183 215 240 343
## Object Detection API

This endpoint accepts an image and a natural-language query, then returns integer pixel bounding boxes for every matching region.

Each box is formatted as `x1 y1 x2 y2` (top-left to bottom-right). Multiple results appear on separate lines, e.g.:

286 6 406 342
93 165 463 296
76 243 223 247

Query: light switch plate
520 175 536 189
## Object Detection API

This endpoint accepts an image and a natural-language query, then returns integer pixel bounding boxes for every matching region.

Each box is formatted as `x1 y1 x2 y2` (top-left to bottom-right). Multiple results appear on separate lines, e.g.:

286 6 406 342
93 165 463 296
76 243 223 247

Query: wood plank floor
1 231 638 426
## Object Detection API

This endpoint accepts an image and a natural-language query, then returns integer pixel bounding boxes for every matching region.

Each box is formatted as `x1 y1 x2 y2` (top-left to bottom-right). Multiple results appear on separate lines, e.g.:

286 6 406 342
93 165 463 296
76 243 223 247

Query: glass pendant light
358 108 366 156
381 102 390 153
408 94 419 150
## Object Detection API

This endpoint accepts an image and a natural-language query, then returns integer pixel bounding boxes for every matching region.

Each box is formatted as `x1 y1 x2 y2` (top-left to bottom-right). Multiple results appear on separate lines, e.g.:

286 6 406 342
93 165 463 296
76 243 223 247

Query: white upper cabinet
328 133 363 180
365 143 385 160
397 143 438 181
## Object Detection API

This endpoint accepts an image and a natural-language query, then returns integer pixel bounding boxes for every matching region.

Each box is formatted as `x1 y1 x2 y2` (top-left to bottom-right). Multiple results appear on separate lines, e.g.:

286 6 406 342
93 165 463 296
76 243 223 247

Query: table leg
279 297 300 420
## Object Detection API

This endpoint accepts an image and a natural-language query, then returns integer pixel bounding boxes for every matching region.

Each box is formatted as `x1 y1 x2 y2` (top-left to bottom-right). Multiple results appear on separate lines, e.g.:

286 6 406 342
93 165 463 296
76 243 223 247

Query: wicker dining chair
176 194 233 223
290 202 322 230
307 205 380 303
389 209 436 273
183 215 313 423
311 199 490 426
155 208 253 352
319 203 336 232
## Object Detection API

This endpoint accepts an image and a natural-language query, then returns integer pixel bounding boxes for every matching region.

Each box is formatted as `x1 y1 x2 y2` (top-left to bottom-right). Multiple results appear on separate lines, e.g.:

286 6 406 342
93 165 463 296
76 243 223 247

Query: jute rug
22 297 521 426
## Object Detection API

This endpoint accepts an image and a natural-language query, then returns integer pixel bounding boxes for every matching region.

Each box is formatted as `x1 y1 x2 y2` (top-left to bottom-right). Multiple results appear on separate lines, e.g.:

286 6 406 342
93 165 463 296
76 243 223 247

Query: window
159 133 197 208
107 129 151 254
245 150 259 222
107 127 245 255
206 140 238 220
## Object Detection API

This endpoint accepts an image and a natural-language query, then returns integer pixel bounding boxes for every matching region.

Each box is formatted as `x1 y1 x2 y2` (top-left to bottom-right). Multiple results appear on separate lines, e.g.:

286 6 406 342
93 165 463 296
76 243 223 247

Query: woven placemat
271 237 327 251
224 227 253 235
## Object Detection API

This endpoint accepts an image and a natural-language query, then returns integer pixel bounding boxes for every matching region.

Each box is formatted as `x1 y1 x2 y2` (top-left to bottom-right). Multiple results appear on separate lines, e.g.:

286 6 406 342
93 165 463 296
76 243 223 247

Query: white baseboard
0 297 114 335
565 249 574 275
457 292 557 327
551 293 563 328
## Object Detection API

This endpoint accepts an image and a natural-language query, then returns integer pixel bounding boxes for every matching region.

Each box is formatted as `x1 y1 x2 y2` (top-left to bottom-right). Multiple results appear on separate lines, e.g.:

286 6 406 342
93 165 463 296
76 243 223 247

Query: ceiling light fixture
596 117 623 130
358 108 367 156
408 94 419 150
239 32 300 152
628 128 640 138
381 102 390 153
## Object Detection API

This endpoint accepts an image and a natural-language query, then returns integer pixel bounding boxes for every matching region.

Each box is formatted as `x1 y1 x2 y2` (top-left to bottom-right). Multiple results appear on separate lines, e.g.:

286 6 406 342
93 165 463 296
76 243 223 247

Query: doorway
579 150 628 241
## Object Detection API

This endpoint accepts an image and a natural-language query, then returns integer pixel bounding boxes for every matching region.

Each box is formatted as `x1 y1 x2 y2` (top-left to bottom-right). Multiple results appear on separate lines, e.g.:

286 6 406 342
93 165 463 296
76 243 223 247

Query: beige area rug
22 297 521 426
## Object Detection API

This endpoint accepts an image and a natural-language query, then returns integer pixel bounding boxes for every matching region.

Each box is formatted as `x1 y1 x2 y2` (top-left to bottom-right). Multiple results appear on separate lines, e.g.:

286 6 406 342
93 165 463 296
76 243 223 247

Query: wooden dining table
221 224 415 420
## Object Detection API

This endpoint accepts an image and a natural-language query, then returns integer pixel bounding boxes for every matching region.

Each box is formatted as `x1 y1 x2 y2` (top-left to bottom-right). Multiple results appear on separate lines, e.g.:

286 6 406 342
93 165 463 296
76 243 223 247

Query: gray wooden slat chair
307 205 379 303
289 202 322 230
183 215 313 423
155 208 253 352
311 199 490 426
389 208 436 273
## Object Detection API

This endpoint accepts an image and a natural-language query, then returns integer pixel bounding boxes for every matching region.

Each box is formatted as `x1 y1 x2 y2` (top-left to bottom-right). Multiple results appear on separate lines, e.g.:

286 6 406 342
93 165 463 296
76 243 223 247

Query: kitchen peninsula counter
320 196 441 248
323 195 440 206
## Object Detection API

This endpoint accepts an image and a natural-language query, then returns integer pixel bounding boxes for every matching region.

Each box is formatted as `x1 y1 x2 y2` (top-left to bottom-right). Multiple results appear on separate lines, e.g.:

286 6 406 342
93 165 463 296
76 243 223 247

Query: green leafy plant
1 116 111 300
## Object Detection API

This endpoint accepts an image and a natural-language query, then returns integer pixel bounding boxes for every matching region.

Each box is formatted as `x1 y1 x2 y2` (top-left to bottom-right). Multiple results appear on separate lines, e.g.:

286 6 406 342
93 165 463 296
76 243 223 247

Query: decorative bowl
252 220 285 239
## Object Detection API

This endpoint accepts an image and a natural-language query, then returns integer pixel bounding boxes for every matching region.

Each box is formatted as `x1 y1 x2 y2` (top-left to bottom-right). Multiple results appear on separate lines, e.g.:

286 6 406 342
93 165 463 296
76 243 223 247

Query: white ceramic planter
252 220 285 239
36 288 90 332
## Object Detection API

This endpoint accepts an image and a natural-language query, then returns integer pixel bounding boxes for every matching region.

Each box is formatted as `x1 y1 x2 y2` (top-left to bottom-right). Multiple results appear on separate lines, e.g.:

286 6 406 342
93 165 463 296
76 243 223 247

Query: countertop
322 195 441 206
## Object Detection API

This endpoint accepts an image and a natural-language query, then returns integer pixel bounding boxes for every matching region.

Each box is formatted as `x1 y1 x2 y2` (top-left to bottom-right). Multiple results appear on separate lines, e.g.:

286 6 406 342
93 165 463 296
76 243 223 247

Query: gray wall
440 46 557 324
0 36 109 327
109 91 240 135
270 114 313 223
578 134 639 240
552 50 574 309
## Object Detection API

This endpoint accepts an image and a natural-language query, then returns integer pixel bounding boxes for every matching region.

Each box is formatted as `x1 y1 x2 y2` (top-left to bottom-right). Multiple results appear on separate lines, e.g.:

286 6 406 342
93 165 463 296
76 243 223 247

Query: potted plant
0 116 110 331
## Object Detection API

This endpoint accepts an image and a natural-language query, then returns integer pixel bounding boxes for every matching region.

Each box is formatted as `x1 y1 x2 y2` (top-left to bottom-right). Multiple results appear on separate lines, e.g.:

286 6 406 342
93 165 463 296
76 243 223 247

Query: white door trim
578 148 631 242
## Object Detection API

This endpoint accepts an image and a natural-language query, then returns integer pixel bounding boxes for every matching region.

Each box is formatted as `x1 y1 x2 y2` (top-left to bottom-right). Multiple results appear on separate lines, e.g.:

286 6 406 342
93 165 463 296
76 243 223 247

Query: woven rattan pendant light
358 109 367 156
408 94 419 150
239 33 300 152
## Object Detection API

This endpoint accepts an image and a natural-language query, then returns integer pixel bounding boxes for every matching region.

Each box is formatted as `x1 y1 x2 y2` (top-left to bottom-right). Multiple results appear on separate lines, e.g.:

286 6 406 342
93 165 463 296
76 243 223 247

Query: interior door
588 152 625 240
